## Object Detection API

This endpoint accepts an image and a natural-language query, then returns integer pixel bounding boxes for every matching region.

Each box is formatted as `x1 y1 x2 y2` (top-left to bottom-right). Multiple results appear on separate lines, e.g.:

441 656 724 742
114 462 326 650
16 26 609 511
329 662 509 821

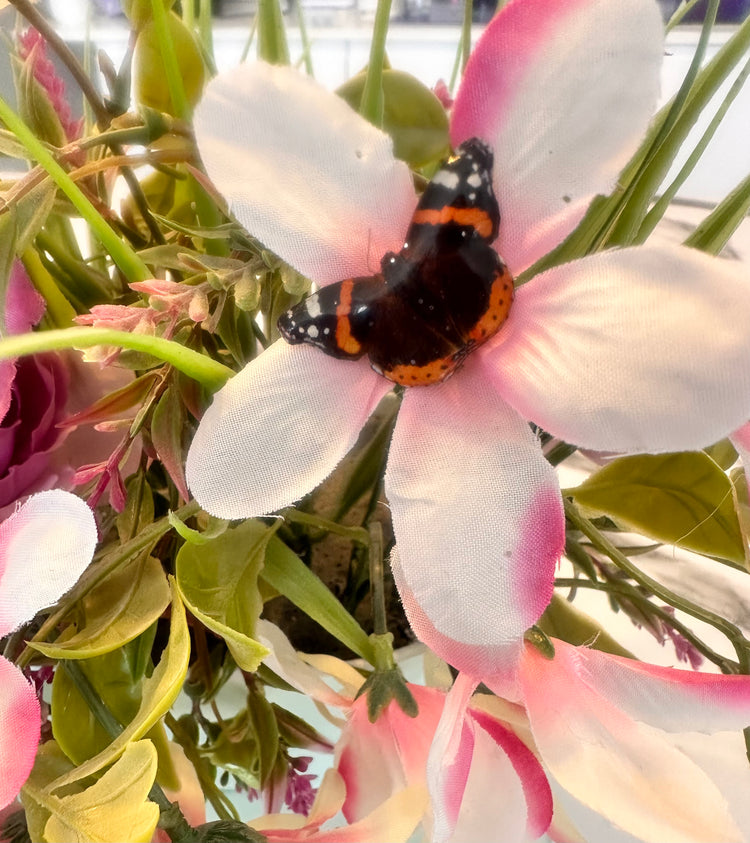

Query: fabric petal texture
0 489 97 637
336 685 442 823
193 62 416 286
521 642 745 843
0 658 40 811
186 341 392 519
484 245 750 453
451 0 663 272
566 646 750 734
385 357 564 650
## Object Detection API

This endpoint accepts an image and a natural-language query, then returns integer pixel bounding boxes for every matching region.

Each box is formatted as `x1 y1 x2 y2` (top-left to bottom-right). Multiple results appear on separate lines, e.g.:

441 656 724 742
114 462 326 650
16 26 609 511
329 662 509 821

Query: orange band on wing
412 207 494 239
335 279 363 355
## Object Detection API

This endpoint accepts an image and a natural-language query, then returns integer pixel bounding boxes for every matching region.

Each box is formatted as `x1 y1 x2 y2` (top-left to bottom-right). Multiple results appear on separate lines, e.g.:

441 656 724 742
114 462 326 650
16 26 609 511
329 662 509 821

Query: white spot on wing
306 296 322 318
308 325 319 339
467 173 482 188
432 169 460 190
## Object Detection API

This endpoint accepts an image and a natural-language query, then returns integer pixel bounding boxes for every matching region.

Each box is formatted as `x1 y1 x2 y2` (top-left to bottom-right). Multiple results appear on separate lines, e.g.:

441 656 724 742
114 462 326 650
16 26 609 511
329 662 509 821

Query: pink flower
0 490 97 811
0 263 67 511
17 28 84 145
186 0 750 676
259 622 750 841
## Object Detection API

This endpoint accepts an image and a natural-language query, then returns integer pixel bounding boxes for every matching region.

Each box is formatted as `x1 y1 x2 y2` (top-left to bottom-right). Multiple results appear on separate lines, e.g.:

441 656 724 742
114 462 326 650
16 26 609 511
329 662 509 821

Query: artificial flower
186 0 750 676
0 489 97 811
0 262 68 511
260 620 750 842
426 643 750 843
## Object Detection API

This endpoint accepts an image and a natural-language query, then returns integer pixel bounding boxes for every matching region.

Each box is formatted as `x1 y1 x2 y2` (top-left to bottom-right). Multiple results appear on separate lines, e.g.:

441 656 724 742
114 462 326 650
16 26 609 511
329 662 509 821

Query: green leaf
245 691 280 788
176 519 270 671
49 580 190 790
151 384 189 499
168 510 229 545
34 553 169 660
39 741 159 843
337 69 450 169
51 645 144 766
570 452 745 565
262 535 375 663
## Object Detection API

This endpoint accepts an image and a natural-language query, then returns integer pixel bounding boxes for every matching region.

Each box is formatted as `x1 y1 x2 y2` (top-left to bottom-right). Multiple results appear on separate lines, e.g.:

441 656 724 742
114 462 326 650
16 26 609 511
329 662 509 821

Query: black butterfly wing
277 275 384 360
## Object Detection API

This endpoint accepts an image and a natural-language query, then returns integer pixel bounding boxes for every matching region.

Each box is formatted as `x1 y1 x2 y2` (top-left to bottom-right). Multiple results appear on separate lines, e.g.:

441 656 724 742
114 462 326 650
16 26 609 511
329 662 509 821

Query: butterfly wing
277 275 384 360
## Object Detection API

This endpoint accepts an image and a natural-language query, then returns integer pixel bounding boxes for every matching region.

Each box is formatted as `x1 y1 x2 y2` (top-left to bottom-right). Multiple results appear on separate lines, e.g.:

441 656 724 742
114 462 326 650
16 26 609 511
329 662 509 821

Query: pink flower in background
0 263 68 511
186 0 750 678
0 490 97 811
17 28 83 144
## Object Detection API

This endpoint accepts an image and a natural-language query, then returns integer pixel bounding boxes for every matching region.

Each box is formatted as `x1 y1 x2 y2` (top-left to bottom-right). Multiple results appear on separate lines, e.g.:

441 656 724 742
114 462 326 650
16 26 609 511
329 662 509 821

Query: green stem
199 0 215 60
554 577 736 672
368 521 387 636
564 498 750 671
257 0 290 64
150 0 189 119
360 0 392 126
0 327 234 391
297 0 314 77
606 0 720 245
280 507 370 544
636 52 750 243
0 97 151 284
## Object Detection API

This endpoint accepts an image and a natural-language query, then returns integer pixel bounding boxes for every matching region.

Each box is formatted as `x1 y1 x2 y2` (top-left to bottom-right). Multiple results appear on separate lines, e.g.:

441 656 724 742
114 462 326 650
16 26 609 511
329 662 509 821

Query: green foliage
570 452 746 566
176 519 271 671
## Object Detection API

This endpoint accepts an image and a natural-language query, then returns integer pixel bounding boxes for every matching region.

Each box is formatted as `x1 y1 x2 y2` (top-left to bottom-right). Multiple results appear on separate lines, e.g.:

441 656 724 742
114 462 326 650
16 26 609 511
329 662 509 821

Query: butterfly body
278 138 513 386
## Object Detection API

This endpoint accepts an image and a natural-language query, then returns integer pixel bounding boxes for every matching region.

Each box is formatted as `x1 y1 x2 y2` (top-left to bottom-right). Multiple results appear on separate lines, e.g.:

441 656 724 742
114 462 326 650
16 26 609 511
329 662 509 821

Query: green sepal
523 626 555 659
356 666 419 723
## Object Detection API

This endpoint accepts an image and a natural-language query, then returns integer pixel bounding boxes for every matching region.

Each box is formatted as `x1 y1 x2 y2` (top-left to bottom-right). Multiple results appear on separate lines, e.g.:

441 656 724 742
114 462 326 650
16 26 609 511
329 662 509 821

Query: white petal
255 619 354 708
384 358 564 654
194 62 415 285
485 245 750 453
0 490 97 637
186 341 391 519
566 645 750 735
451 0 663 272
522 642 744 843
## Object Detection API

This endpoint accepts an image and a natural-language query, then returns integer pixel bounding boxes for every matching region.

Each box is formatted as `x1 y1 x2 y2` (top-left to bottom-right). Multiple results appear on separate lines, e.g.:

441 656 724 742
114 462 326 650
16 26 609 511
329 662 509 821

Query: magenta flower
186 0 750 676
0 263 69 511
0 490 97 811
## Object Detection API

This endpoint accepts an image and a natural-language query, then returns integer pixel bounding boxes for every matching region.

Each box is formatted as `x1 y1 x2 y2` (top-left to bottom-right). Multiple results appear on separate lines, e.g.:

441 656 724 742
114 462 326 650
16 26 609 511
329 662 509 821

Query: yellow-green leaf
34 554 170 659
49 581 190 790
176 519 270 671
571 452 745 565
44 741 159 843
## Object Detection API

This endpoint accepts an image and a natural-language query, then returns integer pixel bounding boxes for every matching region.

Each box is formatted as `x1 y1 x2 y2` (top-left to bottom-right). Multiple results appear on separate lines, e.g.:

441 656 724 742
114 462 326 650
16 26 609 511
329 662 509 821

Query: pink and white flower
186 0 750 676
0 490 97 811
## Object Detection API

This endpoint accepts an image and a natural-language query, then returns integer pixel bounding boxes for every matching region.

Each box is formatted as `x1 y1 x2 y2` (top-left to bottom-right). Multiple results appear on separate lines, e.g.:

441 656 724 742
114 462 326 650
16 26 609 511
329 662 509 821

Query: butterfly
278 137 513 386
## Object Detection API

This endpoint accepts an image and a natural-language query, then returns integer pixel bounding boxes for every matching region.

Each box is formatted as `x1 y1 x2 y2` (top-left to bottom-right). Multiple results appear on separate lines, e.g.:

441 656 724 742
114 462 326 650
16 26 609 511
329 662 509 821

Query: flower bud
132 13 205 116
